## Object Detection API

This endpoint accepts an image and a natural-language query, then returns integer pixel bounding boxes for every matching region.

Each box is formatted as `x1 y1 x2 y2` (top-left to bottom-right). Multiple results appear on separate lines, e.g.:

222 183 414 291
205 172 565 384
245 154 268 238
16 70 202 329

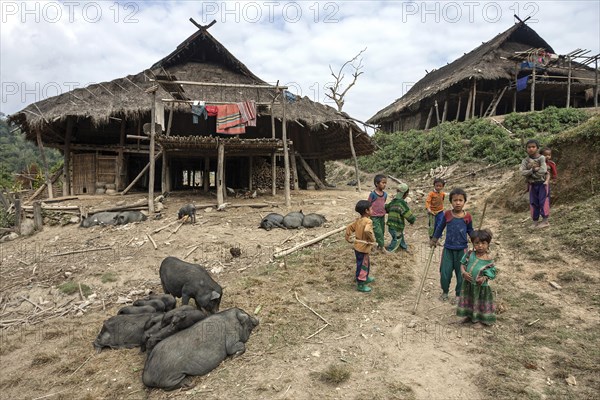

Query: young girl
368 174 388 252
426 178 446 238
457 229 497 326
346 200 376 292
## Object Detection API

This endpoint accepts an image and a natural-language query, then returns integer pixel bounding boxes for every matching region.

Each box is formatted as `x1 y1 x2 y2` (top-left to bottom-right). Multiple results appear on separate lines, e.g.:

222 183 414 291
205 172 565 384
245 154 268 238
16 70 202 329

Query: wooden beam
349 127 361 192
531 62 537 111
297 154 325 190
465 88 473 120
441 99 448 122
63 117 73 196
282 93 291 207
455 96 462 121
217 142 224 207
26 169 62 203
148 91 157 213
121 153 162 195
290 146 299 191
424 106 434 129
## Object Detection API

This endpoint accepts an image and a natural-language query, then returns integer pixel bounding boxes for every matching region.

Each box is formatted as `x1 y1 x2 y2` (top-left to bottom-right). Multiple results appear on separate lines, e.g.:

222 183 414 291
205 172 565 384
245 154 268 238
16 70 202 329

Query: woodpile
251 158 292 190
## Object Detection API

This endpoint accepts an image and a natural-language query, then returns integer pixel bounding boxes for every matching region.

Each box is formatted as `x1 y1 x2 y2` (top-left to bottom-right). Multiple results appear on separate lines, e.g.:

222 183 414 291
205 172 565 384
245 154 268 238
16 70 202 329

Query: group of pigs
94 256 259 390
260 211 326 230
80 211 147 228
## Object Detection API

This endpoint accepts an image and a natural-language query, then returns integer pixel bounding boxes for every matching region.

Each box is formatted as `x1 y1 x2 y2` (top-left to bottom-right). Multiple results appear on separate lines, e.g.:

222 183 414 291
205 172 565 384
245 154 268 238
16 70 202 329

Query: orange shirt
345 216 375 253
426 191 445 214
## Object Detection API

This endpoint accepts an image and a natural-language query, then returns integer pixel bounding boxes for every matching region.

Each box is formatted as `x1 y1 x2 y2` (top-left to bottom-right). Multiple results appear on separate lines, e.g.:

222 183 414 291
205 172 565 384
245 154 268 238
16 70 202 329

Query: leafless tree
325 48 367 112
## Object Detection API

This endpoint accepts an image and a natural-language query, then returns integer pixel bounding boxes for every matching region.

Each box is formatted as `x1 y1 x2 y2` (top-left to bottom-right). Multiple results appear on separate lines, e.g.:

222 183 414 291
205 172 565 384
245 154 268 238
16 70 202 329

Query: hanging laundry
517 75 529 92
216 104 245 134
237 101 257 127
284 90 296 103
206 105 218 116
191 104 208 124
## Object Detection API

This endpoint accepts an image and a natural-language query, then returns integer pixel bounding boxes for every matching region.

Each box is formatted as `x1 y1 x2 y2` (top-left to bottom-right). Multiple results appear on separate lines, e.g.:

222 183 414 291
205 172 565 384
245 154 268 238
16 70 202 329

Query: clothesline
162 99 274 106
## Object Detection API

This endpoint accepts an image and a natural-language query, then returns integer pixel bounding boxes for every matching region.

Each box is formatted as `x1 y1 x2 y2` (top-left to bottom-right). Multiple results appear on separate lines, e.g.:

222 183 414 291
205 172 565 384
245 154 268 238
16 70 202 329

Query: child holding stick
346 200 376 293
368 174 388 252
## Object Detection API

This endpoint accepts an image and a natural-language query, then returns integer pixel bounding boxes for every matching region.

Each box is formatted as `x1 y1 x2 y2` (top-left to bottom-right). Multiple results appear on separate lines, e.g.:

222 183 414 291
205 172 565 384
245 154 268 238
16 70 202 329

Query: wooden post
203 157 210 192
434 100 441 126
63 117 73 196
289 147 299 191
148 90 157 213
33 201 43 231
217 141 224 207
161 149 168 193
297 154 326 189
187 170 191 187
424 106 434 129
192 171 196 188
36 130 53 199
271 106 277 196
479 100 484 117
566 56 572 108
248 156 253 191
121 153 161 195
282 92 291 207
455 96 462 121
441 99 448 122
166 103 174 136
116 118 126 191
513 63 518 112
531 62 536 111
349 127 361 192
14 198 21 234
465 89 473 120
594 57 599 108
472 79 477 118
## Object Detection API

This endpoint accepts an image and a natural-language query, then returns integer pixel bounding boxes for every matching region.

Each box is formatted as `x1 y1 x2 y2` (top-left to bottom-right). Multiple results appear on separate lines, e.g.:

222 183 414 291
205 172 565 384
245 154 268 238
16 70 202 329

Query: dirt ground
0 163 598 400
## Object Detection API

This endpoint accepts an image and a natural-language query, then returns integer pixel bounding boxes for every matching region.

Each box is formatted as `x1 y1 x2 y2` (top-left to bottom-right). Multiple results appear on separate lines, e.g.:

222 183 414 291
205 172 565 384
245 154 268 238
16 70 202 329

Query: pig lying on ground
132 299 166 312
159 256 222 313
302 213 327 228
80 212 120 228
260 213 285 230
146 293 177 312
178 204 196 223
282 211 304 229
115 211 147 225
93 313 163 352
142 308 259 390
118 305 158 315
143 306 209 353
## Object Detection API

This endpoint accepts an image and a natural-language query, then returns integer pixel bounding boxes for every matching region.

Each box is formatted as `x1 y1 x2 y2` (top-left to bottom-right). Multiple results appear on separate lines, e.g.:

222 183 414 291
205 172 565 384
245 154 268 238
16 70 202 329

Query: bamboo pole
455 96 462 121
271 107 277 196
290 146 299 191
424 106 434 129
412 247 435 315
472 79 477 118
434 100 441 126
465 89 473 120
531 62 536 111
513 63 518 112
33 201 43 231
441 99 448 122
274 226 346 258
566 56 572 108
148 90 156 213
63 117 73 196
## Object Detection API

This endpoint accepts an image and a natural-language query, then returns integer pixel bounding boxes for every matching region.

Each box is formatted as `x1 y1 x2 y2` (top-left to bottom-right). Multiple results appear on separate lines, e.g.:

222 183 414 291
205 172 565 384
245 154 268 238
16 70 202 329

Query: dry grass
312 364 351 385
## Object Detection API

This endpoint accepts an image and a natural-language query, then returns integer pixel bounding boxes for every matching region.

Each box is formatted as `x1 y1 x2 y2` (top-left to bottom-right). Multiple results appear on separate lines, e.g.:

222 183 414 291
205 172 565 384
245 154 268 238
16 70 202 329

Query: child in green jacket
385 183 416 252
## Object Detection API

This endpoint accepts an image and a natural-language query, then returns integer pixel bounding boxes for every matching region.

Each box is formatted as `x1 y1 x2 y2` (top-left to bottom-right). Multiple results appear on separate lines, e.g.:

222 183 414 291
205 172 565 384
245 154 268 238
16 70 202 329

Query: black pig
178 204 196 223
93 313 163 352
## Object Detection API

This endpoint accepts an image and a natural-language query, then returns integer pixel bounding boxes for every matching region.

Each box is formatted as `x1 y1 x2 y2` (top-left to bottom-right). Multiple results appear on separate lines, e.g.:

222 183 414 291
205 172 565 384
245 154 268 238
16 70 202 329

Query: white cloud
1 0 598 125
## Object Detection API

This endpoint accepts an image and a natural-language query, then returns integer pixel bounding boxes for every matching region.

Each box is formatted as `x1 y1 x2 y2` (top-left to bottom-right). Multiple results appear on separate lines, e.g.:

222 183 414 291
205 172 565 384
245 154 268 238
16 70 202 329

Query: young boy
426 178 446 238
368 174 388 252
430 188 474 304
346 200 376 293
520 139 549 228
385 183 416 252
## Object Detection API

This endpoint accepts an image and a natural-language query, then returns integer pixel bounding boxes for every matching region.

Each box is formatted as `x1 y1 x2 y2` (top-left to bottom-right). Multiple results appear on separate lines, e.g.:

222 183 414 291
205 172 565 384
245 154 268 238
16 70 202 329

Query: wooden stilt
36 130 53 199
33 201 43 231
472 79 477 118
203 157 209 192
281 94 291 207
349 127 361 192
455 96 462 121
270 103 277 196
424 106 434 129
121 153 161 195
434 100 441 126
290 146 299 191
441 99 448 122
566 56 572 108
465 89 473 120
248 156 253 191
161 149 168 193
514 63 519 112
217 142 224 206
148 90 157 213
297 154 325 190
479 100 484 117
531 62 537 111
63 117 73 196
116 118 125 191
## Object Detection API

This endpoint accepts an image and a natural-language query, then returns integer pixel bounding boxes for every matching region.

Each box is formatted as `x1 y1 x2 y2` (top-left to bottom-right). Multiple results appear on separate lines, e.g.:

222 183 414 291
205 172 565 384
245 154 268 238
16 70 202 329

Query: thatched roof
9 25 375 158
367 22 596 125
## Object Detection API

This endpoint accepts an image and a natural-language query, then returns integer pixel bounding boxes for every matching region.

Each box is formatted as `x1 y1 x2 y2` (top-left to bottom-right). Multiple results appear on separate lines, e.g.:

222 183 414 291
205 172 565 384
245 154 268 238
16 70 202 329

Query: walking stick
412 246 436 315
478 199 488 230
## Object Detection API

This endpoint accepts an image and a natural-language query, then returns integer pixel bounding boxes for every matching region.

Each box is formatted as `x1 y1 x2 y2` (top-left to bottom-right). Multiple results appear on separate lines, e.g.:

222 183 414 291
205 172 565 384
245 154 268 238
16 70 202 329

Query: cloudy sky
1 1 598 127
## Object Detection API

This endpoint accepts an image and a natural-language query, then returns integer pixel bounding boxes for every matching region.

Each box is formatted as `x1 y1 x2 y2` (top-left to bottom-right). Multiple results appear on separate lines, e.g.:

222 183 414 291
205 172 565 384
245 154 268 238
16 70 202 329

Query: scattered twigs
294 292 332 326
78 283 84 300
153 220 179 234
50 246 112 257
306 324 329 340
274 226 346 258
146 234 158 250
185 245 199 259
527 318 540 326
20 296 45 312
68 354 94 378
335 334 351 340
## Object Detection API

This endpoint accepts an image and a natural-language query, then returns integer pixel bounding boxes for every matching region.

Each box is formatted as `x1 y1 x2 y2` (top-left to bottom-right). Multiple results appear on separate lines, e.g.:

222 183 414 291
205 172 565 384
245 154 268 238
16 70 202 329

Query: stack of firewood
252 158 293 190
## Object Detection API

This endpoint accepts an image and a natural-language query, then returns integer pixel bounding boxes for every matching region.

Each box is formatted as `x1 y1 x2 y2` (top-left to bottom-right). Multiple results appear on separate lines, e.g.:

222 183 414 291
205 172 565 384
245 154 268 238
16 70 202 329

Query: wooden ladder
483 86 508 118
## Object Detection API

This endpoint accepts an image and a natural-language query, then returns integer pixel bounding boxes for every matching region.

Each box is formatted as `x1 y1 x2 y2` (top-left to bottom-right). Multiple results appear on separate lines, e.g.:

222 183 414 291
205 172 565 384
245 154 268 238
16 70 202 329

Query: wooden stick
274 226 345 258
51 246 112 257
478 200 488 230
412 247 436 315
294 292 332 326
153 220 179 234
306 323 329 340
527 318 540 326
68 354 94 378
78 283 84 300
185 245 199 259
20 296 45 312
146 234 157 250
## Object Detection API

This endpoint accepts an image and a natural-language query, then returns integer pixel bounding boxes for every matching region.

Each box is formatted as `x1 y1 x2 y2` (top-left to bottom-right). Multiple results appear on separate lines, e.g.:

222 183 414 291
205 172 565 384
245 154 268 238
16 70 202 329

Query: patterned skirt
456 282 496 324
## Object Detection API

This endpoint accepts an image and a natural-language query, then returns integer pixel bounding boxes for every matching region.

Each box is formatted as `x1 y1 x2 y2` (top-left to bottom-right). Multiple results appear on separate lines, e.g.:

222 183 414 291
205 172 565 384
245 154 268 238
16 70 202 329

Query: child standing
368 175 388 252
542 147 558 186
385 183 416 252
457 229 497 326
346 200 376 292
520 139 549 228
426 178 446 238
430 188 474 303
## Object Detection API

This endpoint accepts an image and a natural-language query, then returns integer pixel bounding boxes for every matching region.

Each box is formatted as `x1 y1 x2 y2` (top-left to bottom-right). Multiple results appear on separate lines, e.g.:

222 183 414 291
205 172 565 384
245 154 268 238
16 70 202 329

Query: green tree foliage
358 107 590 177
0 113 62 189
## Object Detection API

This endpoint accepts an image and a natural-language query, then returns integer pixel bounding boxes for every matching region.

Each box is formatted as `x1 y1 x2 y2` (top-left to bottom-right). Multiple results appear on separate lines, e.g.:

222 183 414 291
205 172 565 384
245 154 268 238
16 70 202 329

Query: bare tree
325 48 367 112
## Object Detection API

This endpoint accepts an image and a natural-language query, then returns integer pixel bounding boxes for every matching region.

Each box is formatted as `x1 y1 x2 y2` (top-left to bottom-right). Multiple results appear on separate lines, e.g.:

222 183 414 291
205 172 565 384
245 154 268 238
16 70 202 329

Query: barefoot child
520 139 549 228
426 178 446 238
457 229 497 326
346 200 376 292
385 183 416 252
368 175 388 252
430 188 474 304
